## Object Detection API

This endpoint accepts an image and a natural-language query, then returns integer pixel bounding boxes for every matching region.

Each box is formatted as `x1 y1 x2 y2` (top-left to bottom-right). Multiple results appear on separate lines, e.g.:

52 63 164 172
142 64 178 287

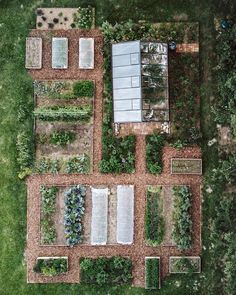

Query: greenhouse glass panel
52 37 68 69
79 38 94 69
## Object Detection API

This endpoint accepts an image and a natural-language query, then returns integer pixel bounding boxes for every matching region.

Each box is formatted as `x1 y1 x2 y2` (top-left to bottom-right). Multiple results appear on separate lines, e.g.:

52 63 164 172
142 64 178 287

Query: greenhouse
52 37 68 69
116 185 134 244
91 187 108 245
112 40 169 123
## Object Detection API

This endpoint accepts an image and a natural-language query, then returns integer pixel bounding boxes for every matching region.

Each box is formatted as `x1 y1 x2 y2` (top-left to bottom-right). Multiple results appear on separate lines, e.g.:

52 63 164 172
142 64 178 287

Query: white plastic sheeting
91 187 108 245
52 37 68 69
25 37 42 69
79 38 94 69
116 185 134 244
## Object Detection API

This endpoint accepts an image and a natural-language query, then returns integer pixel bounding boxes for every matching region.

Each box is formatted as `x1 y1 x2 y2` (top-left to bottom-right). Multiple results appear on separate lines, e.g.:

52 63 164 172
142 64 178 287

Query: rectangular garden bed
33 257 68 276
171 158 202 175
169 256 201 273
25 37 42 69
145 257 160 289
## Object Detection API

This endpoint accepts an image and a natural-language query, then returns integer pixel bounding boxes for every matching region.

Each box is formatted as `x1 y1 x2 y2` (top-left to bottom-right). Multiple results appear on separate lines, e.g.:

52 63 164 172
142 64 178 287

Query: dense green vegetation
145 187 164 246
170 257 200 273
50 131 76 146
145 258 160 289
172 185 192 250
80 257 132 285
73 80 94 97
1 0 236 294
146 133 165 174
33 258 68 276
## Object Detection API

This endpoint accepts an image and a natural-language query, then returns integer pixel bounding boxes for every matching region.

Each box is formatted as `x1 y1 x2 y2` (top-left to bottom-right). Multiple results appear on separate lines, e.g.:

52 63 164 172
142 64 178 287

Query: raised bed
25 37 42 69
33 257 68 276
171 158 202 175
52 37 68 69
79 38 94 69
145 257 161 289
169 256 201 273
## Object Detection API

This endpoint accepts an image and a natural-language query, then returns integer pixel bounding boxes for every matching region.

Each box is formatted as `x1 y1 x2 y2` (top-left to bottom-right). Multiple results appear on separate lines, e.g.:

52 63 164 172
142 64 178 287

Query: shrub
34 105 92 122
80 257 132 285
64 185 86 246
73 7 93 29
73 81 94 97
33 258 68 276
172 186 192 250
65 154 90 174
16 131 33 172
145 187 164 246
145 258 160 289
50 131 76 146
146 133 165 174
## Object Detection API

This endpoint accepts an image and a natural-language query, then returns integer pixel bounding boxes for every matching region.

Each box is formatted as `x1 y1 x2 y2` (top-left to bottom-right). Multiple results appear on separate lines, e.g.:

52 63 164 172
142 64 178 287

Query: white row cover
116 185 134 244
79 38 94 69
25 37 42 69
91 187 108 245
52 37 68 69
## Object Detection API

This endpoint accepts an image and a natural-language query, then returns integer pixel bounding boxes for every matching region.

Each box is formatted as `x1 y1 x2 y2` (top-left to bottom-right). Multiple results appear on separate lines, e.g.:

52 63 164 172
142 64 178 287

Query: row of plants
212 22 236 138
145 186 164 246
33 257 68 276
36 131 76 146
80 257 132 285
169 52 201 145
73 6 94 29
172 185 192 250
34 105 92 122
35 154 90 174
146 133 165 174
40 186 58 245
64 185 86 247
34 80 94 99
145 258 160 289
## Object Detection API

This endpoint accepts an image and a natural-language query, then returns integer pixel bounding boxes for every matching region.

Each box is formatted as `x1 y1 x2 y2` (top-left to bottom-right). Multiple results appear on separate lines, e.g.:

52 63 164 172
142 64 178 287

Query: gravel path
26 29 202 288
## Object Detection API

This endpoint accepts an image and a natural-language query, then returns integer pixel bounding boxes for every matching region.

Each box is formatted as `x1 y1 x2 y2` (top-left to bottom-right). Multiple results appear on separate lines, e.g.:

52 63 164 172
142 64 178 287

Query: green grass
0 0 232 294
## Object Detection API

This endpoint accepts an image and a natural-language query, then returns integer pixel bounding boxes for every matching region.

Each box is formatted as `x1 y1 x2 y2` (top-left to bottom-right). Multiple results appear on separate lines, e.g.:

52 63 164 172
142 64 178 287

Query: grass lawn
0 0 230 294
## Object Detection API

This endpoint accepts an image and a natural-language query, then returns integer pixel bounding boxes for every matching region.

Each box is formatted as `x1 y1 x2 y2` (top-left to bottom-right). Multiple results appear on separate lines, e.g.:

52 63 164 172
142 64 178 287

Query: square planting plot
171 158 202 175
33 80 94 174
25 37 42 69
79 38 94 69
145 257 160 289
52 38 68 69
33 257 68 276
169 256 201 273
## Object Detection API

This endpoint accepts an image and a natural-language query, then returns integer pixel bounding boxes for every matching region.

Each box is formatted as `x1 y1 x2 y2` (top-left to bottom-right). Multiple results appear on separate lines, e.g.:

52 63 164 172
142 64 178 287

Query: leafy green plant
73 81 94 97
170 257 200 273
146 133 165 174
33 258 68 276
145 187 165 246
34 105 92 122
64 185 86 246
80 257 132 285
35 158 60 174
73 7 93 29
145 258 160 289
172 186 192 250
16 131 33 175
65 154 90 174
50 131 76 146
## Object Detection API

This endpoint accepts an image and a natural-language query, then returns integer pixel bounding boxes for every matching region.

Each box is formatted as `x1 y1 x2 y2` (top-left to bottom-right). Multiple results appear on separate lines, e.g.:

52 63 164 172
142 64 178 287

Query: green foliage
73 7 94 29
145 187 165 246
34 81 75 99
65 154 90 174
34 105 92 122
16 131 33 176
40 186 58 244
50 131 76 146
170 257 200 273
73 81 94 97
80 257 132 285
146 133 165 174
172 186 192 250
145 258 160 289
35 158 60 174
33 258 68 276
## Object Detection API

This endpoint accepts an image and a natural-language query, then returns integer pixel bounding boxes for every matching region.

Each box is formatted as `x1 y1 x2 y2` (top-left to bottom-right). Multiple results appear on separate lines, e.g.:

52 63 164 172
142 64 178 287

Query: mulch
26 29 202 288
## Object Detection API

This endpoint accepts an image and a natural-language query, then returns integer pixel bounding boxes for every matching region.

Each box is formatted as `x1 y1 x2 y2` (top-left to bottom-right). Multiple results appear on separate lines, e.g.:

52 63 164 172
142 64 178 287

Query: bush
73 81 94 97
145 258 160 289
80 257 132 285
172 186 192 250
65 154 90 174
73 7 93 29
146 133 165 174
145 187 164 246
34 105 92 122
50 131 76 146
33 258 68 276
64 185 86 246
